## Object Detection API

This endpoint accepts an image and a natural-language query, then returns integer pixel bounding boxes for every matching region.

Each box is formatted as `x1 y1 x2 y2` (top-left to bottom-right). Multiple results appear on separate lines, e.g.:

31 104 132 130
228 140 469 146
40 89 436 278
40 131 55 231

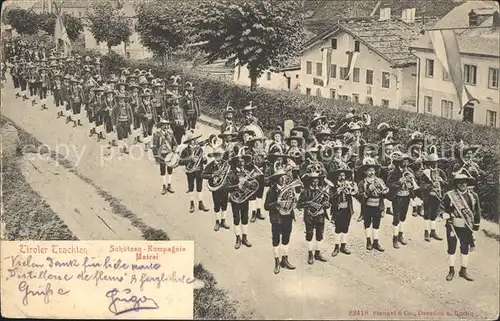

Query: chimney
469 9 478 26
492 11 500 27
379 7 391 21
402 8 416 23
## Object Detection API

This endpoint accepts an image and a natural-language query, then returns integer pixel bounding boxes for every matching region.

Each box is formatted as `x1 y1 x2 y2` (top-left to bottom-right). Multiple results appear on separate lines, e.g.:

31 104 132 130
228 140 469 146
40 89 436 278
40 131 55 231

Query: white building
299 7 435 111
410 1 500 128
233 59 301 92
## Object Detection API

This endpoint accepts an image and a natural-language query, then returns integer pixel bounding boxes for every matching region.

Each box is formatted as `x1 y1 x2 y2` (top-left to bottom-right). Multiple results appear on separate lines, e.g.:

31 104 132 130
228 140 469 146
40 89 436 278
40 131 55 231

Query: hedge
101 55 500 222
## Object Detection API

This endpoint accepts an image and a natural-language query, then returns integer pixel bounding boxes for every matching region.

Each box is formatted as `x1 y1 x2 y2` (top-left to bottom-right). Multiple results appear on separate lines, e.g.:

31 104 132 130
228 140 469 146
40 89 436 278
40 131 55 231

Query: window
339 95 350 101
330 64 337 78
488 68 499 89
366 70 373 85
366 97 373 105
306 61 312 75
442 69 450 81
340 67 349 80
78 12 82 17
331 38 337 49
126 52 130 59
425 59 434 78
382 72 390 88
487 110 497 127
424 96 433 114
266 72 271 81
354 40 360 52
441 100 454 119
381 99 389 108
353 68 360 83
330 89 336 99
296 74 299 78
316 62 322 77
306 88 311 95
352 93 359 103
316 88 322 97
464 64 477 85
367 86 372 94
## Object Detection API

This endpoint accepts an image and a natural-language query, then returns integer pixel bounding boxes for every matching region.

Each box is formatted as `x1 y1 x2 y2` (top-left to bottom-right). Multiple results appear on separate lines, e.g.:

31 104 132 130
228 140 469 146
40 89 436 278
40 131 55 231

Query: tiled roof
410 1 500 57
304 16 439 67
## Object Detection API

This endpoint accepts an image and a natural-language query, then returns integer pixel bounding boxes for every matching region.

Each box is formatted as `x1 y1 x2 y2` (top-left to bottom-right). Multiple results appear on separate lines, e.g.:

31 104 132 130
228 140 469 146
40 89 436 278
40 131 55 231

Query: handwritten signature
106 288 159 315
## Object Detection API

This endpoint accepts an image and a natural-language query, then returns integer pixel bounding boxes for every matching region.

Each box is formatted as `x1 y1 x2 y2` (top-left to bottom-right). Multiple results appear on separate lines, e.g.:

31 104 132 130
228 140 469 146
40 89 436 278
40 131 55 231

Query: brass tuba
229 157 263 204
277 178 303 215
203 159 231 191
185 145 204 173
308 178 334 216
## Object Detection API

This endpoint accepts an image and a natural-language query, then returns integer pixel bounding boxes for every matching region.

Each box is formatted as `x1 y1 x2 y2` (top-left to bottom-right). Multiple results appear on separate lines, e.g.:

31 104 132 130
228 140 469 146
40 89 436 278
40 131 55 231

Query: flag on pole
345 51 360 80
325 48 332 87
428 29 478 114
53 4 72 55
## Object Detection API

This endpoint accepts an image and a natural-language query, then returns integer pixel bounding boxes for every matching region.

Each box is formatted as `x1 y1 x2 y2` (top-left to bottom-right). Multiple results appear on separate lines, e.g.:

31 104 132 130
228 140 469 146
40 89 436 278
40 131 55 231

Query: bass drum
240 124 264 138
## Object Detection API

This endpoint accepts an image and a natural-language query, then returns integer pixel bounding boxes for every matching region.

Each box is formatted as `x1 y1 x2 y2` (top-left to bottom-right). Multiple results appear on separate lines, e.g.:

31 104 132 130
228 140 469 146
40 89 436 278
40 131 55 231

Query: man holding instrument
439 170 481 282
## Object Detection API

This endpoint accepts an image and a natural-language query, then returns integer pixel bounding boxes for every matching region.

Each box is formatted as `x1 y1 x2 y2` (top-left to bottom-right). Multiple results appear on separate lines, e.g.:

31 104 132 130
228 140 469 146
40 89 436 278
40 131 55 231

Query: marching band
1 42 484 281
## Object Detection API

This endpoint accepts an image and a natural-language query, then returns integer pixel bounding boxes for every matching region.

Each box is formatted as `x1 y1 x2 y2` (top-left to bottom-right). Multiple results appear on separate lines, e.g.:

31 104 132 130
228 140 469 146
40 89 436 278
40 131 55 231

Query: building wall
414 49 500 128
83 25 153 60
299 31 416 110
234 64 300 92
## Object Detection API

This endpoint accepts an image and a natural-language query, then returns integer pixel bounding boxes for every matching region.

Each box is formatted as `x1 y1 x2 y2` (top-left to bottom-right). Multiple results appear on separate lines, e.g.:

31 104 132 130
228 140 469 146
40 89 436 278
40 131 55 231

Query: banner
428 29 478 114
325 48 332 87
345 51 359 80
53 4 72 55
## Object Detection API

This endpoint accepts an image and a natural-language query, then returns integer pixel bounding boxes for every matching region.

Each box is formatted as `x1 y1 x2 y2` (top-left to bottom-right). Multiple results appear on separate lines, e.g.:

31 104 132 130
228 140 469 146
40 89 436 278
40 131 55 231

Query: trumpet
367 177 389 195
337 180 358 195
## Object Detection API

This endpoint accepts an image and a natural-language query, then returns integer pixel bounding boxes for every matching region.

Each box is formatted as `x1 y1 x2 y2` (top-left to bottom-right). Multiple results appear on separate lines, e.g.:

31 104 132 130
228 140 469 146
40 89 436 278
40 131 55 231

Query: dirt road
2 80 498 320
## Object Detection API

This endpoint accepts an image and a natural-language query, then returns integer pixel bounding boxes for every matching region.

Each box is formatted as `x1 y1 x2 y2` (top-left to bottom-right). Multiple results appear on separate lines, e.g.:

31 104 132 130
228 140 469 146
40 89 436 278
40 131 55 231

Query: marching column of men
3 43 485 281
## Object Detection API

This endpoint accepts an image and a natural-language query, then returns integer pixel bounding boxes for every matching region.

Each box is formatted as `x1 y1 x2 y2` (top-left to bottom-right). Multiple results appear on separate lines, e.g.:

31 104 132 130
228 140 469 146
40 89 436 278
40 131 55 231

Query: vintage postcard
1 0 499 320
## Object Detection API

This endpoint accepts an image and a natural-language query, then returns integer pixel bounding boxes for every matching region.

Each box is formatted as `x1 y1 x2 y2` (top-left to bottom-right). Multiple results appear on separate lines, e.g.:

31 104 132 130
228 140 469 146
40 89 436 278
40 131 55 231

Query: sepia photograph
1 0 499 319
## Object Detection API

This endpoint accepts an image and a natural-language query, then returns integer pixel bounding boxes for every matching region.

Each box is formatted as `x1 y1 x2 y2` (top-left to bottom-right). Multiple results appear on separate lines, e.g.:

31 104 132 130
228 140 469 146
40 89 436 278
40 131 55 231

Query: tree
189 0 305 91
4 8 39 35
86 1 132 53
36 12 84 42
135 0 191 65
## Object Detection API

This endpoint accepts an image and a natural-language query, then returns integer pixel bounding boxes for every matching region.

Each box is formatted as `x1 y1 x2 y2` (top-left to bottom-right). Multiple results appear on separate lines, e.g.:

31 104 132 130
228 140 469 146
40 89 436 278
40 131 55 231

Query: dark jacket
264 184 295 224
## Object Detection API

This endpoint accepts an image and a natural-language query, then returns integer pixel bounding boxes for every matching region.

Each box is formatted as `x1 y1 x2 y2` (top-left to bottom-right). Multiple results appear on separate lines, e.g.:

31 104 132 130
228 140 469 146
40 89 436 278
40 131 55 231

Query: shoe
198 201 209 212
97 133 101 142
214 220 220 232
398 232 407 245
250 211 257 223
424 230 430 242
274 258 280 274
78 120 82 126
386 207 393 215
393 236 400 249
189 201 195 213
366 238 372 250
412 206 418 217
234 236 241 249
332 244 340 257
66 116 70 124
280 256 295 270
256 209 265 220
220 219 230 229
241 234 252 247
166 184 174 193
417 205 423 217
73 121 77 128
372 240 385 252
89 128 94 137
308 251 314 264
57 112 61 119
161 185 168 195
340 243 351 255
459 267 474 281
446 267 455 281
123 147 129 155
430 229 443 241
357 215 363 222
144 144 149 152
314 250 327 262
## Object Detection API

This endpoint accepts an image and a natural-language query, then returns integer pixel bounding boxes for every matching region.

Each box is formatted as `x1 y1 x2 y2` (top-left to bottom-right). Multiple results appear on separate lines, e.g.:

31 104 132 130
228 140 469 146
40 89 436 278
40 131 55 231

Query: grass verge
1 116 241 319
